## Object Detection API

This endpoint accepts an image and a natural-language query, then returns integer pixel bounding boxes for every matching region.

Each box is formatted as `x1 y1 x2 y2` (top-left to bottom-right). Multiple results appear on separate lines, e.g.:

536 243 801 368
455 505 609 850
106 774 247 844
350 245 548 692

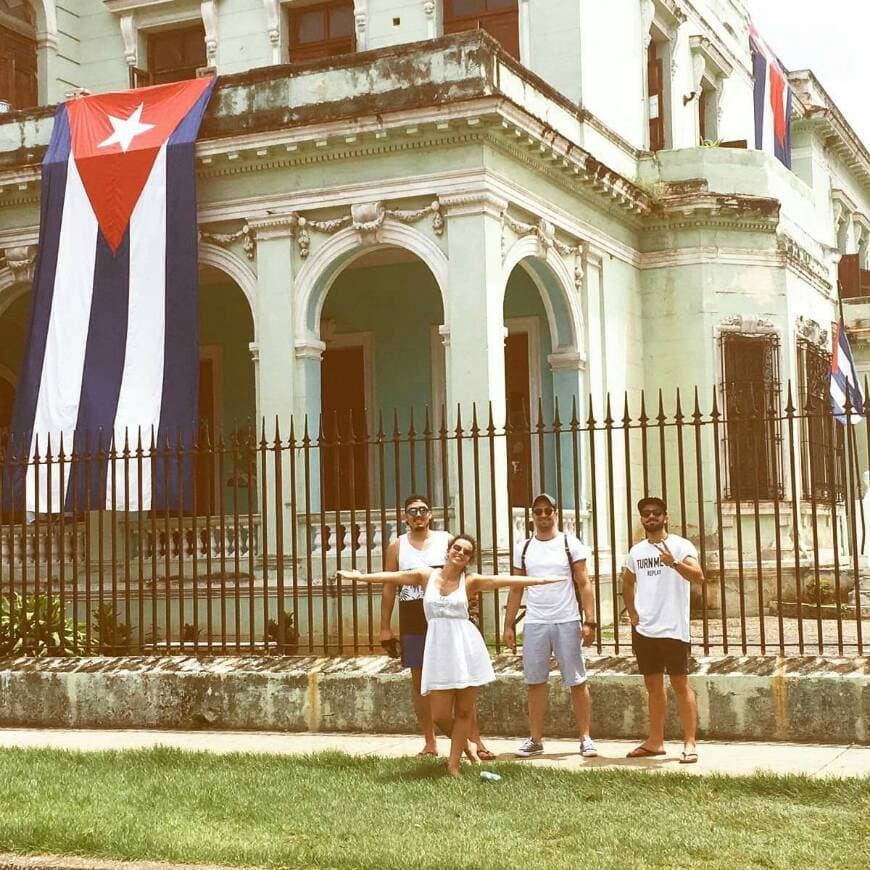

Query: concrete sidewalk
1 727 868 779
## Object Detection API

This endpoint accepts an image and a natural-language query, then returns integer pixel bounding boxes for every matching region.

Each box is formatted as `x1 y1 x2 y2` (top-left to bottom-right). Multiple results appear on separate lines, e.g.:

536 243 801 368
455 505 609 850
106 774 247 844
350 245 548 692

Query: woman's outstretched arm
337 567 431 586
466 574 561 592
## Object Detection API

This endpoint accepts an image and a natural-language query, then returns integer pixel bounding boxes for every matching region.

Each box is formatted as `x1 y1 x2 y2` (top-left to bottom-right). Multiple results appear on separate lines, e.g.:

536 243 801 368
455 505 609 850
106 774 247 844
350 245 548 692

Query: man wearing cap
622 496 704 764
503 493 598 758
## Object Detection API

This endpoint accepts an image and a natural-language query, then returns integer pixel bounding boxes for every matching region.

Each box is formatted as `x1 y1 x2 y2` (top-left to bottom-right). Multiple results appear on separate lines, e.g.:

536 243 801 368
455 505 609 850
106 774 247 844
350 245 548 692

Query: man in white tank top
381 494 450 756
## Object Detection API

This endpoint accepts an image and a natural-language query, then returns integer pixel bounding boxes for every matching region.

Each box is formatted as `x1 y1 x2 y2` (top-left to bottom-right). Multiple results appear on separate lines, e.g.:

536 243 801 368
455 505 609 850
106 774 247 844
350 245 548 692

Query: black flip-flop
626 745 666 758
679 751 699 764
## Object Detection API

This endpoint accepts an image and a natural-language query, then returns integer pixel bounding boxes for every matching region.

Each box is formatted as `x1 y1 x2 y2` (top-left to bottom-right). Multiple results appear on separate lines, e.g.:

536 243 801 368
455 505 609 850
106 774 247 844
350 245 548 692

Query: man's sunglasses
406 506 430 517
640 509 664 518
532 507 554 517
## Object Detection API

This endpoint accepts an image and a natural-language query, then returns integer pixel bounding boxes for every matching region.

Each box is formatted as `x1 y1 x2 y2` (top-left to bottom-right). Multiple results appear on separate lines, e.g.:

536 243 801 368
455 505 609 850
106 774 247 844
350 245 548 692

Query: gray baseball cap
532 493 557 508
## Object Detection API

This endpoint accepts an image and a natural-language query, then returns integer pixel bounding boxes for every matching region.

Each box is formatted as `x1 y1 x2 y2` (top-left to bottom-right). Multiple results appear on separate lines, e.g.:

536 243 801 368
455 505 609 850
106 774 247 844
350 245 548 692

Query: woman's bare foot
446 764 461 777
463 741 479 764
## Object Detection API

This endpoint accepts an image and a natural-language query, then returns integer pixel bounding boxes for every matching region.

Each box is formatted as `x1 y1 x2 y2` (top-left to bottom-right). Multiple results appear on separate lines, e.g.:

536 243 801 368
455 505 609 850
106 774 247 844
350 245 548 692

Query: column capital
248 214 299 241
295 337 326 361
440 191 508 219
548 350 586 372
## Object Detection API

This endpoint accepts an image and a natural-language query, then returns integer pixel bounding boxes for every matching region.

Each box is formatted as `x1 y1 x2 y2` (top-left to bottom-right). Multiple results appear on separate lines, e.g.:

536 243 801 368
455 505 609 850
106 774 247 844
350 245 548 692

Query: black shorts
632 628 690 676
399 599 427 670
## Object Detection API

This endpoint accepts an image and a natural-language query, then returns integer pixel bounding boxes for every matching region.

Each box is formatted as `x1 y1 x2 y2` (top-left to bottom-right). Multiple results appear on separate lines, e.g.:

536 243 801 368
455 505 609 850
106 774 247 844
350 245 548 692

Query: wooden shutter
648 42 665 151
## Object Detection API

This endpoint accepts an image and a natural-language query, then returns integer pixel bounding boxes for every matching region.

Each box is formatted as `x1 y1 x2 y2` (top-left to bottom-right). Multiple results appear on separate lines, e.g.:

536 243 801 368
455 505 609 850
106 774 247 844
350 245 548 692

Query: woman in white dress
338 533 558 776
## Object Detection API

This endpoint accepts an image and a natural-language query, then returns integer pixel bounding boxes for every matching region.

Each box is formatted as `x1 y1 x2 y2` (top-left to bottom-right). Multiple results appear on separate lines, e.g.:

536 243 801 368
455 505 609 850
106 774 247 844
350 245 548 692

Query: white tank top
397 530 450 602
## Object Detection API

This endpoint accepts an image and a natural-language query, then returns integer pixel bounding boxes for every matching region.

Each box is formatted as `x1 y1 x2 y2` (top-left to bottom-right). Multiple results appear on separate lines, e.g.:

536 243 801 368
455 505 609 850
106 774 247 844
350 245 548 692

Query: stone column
441 193 510 564
582 252 615 571
548 350 586 526
248 217 297 574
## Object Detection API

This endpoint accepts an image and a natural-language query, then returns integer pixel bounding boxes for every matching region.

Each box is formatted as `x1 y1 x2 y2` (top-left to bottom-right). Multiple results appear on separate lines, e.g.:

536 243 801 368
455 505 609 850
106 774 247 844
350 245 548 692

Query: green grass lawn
0 748 867 870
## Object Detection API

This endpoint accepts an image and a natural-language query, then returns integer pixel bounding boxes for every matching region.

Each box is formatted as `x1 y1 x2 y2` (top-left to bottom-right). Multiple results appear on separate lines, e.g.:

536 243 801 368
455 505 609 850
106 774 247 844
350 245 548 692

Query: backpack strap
520 536 534 572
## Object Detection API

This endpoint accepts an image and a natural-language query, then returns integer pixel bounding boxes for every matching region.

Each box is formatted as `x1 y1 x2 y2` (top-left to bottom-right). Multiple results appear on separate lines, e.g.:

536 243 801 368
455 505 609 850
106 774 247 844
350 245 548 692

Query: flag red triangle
66 78 214 253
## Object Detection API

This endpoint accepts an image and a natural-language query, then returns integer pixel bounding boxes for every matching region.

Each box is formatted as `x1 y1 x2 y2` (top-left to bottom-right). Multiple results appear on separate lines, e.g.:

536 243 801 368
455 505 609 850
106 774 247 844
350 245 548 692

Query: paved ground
1 727 868 779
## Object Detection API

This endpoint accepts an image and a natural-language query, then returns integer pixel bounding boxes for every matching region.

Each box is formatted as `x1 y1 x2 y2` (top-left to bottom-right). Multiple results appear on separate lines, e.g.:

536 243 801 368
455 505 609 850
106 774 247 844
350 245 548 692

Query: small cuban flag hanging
829 320 865 425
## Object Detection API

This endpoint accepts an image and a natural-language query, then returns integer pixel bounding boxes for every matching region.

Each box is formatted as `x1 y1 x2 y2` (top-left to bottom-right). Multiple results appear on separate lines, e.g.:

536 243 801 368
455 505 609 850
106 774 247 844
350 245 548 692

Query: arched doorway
319 246 445 510
502 247 584 509
0 285 32 434
197 264 256 514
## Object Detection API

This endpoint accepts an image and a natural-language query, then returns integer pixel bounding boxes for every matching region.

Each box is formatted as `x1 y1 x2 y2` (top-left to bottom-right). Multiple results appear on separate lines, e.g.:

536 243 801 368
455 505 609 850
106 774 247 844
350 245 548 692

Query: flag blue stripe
68 229 131 509
154 80 216 511
830 321 865 425
4 106 72 509
752 48 766 152
774 87 793 169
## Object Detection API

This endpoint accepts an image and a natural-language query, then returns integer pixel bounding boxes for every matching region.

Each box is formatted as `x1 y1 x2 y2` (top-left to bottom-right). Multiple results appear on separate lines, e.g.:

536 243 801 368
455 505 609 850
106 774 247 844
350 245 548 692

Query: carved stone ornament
198 223 256 259
796 316 828 349
119 14 137 67
3 245 37 282
718 314 776 334
262 0 281 64
201 1 218 64
501 210 585 288
291 199 443 257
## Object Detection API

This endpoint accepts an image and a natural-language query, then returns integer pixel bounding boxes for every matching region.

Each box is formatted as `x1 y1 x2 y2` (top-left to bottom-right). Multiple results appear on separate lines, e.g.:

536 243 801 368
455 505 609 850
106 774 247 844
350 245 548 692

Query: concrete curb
0 654 867 744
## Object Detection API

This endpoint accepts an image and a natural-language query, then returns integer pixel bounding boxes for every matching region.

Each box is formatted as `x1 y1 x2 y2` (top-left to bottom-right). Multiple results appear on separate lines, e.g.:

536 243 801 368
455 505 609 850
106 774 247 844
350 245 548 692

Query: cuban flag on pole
830 320 865 425
8 76 216 512
749 23 792 169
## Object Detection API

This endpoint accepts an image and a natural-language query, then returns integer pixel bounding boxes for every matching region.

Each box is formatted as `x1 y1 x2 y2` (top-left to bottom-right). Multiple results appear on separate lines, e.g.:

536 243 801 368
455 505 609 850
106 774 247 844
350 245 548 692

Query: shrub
0 592 89 656
93 604 135 655
267 610 299 654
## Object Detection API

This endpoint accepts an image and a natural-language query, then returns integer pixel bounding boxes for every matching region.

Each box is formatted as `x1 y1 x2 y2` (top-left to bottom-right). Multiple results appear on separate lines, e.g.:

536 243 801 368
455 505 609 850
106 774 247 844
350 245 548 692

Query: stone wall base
0 655 866 745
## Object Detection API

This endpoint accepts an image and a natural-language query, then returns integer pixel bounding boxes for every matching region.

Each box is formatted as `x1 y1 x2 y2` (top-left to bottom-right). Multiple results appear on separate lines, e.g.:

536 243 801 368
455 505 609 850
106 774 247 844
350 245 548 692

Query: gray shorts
522 620 587 686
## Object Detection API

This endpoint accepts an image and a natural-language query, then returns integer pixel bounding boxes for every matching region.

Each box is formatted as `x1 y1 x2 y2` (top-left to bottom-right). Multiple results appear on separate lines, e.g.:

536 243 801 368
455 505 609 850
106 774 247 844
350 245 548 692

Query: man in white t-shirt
622 496 704 764
503 493 598 758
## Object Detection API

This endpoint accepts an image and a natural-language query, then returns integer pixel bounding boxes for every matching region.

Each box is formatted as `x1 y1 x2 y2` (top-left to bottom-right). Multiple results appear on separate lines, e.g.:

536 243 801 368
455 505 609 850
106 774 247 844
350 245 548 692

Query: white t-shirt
624 534 698 643
512 533 588 624
397 531 450 601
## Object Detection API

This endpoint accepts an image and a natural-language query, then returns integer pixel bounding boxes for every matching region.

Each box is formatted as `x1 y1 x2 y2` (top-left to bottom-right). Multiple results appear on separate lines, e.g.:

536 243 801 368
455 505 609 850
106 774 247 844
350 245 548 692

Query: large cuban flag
749 23 792 169
8 76 216 512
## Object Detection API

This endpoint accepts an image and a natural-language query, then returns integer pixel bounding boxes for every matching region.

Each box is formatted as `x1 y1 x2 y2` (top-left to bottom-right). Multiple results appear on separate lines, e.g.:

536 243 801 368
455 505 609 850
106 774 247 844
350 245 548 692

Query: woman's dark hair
447 533 477 556
403 493 432 511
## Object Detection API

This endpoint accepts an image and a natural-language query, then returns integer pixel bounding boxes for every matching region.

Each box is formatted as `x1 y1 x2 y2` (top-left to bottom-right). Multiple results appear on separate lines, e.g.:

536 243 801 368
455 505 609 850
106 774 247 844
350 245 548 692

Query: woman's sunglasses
450 543 473 557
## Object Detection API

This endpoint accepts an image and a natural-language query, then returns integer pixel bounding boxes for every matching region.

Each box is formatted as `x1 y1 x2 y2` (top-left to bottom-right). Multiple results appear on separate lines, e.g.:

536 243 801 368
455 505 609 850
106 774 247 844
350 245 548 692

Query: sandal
417 748 438 758
679 750 699 764
477 748 497 761
626 745 666 758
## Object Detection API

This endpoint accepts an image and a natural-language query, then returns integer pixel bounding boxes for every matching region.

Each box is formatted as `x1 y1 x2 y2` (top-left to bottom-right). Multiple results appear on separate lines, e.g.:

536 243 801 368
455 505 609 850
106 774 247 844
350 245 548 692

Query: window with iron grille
799 341 844 501
444 0 519 59
720 332 782 500
288 1 355 63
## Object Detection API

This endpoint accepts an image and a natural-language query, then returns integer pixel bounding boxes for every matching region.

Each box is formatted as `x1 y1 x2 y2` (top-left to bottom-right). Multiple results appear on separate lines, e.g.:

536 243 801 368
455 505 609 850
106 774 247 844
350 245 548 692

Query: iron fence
0 383 868 658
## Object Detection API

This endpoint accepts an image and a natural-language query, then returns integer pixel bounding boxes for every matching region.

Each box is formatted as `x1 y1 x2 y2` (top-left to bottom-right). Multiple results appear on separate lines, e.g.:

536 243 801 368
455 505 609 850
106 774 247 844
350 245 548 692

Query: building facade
1 1 870 630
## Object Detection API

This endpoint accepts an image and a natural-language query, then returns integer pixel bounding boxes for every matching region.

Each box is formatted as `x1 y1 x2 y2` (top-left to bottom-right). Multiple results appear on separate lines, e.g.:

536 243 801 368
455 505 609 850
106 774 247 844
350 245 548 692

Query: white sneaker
514 737 544 757
580 737 598 758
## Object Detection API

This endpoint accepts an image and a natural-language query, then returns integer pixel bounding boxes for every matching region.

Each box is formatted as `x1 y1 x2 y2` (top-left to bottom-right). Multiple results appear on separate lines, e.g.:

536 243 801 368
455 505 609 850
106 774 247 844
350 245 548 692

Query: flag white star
97 104 155 153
